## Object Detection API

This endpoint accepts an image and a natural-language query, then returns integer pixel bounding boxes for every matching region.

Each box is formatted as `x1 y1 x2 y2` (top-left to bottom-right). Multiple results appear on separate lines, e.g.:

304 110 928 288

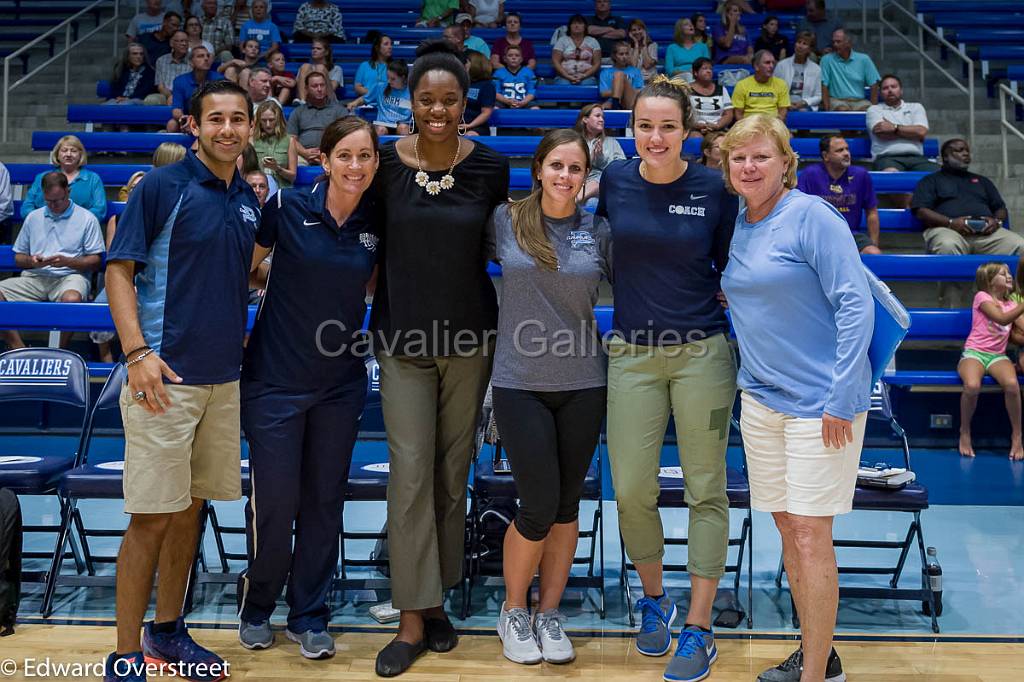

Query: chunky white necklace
414 134 460 196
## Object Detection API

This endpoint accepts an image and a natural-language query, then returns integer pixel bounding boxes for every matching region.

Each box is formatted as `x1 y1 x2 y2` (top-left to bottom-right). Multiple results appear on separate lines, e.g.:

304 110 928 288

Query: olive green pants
607 333 737 578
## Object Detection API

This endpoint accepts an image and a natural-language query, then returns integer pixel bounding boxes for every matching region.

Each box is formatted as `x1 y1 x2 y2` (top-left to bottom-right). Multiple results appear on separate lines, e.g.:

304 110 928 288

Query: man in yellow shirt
732 50 790 121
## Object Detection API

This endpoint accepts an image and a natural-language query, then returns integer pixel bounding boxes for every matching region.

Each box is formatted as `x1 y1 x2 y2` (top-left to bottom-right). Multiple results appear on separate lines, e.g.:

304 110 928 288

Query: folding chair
0 348 90 595
775 382 939 633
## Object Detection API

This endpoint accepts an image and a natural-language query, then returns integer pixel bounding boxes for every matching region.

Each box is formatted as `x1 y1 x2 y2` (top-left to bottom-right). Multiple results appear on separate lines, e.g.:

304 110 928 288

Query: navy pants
237 369 366 633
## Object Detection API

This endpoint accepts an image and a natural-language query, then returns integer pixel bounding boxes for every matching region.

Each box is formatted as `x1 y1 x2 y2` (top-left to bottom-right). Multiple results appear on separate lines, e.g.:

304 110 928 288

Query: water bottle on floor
922 546 943 616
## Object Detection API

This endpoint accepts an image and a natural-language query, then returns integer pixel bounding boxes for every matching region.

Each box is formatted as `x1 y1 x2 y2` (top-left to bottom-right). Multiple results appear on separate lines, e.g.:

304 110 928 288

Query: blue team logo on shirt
239 205 259 225
568 230 595 249
359 233 379 252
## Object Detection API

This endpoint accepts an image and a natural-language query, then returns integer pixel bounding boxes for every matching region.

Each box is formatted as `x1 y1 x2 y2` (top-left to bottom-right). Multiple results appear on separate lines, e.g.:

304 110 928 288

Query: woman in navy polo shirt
597 75 738 682
236 117 380 661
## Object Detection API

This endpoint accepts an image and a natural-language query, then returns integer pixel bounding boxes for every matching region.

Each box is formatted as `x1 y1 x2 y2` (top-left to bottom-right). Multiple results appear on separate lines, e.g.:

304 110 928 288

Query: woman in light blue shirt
719 115 872 682
664 17 709 81
354 33 392 97
21 135 107 223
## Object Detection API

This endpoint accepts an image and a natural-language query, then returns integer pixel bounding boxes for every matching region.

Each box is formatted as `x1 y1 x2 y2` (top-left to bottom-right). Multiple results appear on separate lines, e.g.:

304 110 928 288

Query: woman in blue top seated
354 33 392 97
719 114 873 682
21 135 106 223
236 116 380 660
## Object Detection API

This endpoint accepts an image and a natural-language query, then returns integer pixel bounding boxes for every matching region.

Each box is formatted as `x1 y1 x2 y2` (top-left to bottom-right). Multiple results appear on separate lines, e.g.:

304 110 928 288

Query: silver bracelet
126 348 155 368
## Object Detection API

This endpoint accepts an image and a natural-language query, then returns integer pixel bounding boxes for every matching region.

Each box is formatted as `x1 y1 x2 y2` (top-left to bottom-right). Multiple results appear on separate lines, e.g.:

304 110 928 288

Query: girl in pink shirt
959 262 1024 460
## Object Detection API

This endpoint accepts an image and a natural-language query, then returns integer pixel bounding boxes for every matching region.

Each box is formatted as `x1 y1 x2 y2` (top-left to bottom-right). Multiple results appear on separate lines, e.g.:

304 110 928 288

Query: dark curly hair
409 39 469 96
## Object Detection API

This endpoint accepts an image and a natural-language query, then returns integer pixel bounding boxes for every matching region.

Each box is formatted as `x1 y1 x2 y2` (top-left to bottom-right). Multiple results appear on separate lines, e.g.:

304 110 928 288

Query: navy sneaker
142 617 228 682
664 625 717 682
104 652 146 682
635 595 677 656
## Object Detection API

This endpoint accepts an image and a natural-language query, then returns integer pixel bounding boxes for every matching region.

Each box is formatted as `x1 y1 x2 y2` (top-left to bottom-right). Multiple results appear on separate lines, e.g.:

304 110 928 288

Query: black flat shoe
375 639 427 677
424 617 458 652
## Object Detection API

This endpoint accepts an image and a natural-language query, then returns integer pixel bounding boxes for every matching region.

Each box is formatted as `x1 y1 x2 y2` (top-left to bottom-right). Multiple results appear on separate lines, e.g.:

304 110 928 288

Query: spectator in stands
347 60 414 136
600 41 644 110
106 43 158 106
626 19 658 83
355 34 392 97
469 0 503 28
265 49 296 105
126 0 166 43
295 37 343 102
240 0 281 59
244 169 270 207
820 28 879 111
464 51 496 135
238 145 279 196
152 141 188 168
417 0 459 28
443 24 467 60
867 74 937 173
252 100 297 187
184 15 215 57
370 39 508 679
665 17 710 82
492 45 538 109
491 12 536 71
720 113 867 682
456 14 491 58
0 172 104 350
288 72 350 165
597 76 738 682
732 50 790 120
798 0 841 57
958 262 1024 461
798 135 881 253
219 38 263 86
692 12 712 49
247 67 281 111
199 0 236 63
138 11 181 63
688 57 735 137
487 129 610 669
168 46 223 132
714 1 753 64
588 0 627 56
21 136 106 223
227 0 253 33
0 162 11 244
102 79 257 682
553 15 602 86
774 30 821 111
700 130 725 169
575 103 624 204
154 31 192 105
755 15 789 60
912 138 1023 259
293 0 346 43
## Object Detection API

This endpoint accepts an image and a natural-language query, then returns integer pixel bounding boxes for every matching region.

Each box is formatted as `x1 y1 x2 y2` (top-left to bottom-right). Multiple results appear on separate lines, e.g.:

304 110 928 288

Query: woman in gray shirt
486 129 611 667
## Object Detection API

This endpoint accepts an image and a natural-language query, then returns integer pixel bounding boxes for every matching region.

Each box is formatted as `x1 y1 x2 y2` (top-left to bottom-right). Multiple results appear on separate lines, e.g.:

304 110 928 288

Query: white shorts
739 392 867 517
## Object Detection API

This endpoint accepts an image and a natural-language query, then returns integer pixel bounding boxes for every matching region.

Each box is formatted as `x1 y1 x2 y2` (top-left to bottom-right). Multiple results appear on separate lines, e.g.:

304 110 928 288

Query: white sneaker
497 602 543 665
534 609 576 664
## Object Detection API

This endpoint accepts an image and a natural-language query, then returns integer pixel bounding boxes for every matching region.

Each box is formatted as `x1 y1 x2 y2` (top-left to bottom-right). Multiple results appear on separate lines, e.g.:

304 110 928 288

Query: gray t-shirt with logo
486 202 612 391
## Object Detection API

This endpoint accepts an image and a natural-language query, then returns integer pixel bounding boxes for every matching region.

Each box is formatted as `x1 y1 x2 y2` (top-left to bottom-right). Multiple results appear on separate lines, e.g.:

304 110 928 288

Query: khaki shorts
120 381 242 514
0 271 90 301
829 97 871 111
739 392 867 517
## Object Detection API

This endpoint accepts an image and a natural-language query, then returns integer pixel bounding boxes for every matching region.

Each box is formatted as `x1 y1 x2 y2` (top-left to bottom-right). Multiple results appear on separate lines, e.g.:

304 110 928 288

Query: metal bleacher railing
2 0 121 143
998 83 1024 178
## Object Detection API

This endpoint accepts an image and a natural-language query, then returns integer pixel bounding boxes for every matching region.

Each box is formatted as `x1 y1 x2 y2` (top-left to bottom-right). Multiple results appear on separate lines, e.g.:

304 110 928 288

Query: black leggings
491 386 606 541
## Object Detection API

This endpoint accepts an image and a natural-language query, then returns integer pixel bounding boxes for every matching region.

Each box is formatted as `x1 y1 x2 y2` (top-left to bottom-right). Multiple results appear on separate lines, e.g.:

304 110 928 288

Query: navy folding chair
0 348 90 592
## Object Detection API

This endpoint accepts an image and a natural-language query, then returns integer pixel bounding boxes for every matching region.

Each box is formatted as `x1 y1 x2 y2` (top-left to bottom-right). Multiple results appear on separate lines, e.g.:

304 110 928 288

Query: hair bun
648 74 692 96
416 39 461 59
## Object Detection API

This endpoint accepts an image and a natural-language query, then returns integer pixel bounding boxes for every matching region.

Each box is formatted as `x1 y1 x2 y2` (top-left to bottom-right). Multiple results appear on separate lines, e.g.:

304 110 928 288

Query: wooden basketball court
2 623 1021 680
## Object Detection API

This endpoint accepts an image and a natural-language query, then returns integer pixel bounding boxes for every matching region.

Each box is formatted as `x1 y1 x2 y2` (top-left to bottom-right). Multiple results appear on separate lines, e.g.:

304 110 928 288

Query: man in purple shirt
797 135 881 253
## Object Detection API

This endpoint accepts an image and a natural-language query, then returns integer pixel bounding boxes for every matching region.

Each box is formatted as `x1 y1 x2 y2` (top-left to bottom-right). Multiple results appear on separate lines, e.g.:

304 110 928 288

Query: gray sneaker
757 647 846 682
663 625 716 682
533 609 575 664
238 620 273 650
496 602 542 665
285 629 335 659
635 595 677 656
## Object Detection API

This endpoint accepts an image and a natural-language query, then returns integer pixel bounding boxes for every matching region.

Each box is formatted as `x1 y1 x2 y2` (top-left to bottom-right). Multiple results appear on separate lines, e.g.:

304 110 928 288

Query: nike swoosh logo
690 194 708 200
303 219 321 226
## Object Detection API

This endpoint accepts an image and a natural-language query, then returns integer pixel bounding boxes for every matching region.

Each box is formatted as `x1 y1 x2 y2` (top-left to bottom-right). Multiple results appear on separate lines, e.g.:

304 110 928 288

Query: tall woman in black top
370 40 510 678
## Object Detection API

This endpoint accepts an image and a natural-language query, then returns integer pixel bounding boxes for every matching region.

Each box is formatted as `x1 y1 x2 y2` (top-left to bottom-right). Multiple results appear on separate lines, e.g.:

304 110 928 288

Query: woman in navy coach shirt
237 117 380 661
597 75 738 682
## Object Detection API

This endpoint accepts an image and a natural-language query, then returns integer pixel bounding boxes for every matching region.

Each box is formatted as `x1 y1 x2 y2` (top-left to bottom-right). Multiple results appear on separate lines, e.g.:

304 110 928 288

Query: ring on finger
133 391 146 401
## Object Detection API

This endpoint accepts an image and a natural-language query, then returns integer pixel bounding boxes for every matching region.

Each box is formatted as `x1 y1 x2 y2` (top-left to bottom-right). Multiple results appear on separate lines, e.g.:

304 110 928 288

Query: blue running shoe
104 652 146 682
635 595 677 656
663 626 717 682
142 617 228 682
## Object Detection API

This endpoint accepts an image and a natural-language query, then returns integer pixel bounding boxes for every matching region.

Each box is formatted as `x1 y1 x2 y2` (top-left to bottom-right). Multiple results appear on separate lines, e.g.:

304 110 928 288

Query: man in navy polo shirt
104 79 258 682
797 135 881 254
